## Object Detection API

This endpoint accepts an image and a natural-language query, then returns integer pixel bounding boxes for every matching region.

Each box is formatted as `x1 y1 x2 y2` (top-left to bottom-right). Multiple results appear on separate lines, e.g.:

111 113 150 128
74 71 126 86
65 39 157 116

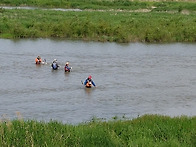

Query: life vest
86 81 92 88
52 63 58 70
35 58 42 64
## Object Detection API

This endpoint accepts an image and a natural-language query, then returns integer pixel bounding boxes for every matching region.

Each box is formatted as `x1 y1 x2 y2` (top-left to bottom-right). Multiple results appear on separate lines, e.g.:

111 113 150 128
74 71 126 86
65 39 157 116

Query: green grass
0 115 195 146
0 8 195 43
0 1 196 43
0 0 196 12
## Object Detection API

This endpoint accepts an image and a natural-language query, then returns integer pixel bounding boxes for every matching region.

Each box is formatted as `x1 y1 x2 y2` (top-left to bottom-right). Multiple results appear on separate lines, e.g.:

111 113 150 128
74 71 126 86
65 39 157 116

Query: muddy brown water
0 39 196 124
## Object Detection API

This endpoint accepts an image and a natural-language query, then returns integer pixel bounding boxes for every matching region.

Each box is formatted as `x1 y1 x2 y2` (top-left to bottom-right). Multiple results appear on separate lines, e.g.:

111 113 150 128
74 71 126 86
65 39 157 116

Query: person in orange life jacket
64 61 72 72
51 59 59 70
84 75 96 88
35 56 42 64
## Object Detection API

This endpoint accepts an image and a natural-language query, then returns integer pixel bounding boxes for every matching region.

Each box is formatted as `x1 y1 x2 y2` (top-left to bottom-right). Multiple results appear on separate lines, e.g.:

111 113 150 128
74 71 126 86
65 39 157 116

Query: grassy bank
0 115 195 146
0 0 196 43
0 8 195 43
0 0 196 12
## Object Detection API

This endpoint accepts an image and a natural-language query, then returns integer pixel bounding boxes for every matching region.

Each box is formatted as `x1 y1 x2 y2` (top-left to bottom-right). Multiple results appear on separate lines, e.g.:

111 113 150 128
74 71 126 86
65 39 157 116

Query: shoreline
0 1 196 43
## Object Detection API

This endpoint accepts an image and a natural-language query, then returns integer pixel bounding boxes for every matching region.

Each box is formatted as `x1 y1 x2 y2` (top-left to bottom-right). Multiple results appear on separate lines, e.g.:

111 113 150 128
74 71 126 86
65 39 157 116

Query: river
0 39 196 124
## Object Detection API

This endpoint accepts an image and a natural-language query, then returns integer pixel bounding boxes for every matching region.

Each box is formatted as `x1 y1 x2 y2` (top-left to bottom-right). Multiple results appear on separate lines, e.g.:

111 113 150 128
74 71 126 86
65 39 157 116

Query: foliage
0 8 195 43
0 115 195 146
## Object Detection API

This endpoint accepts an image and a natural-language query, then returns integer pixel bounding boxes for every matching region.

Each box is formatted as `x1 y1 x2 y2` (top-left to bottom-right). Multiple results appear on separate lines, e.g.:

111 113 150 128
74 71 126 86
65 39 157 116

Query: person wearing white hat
51 59 59 70
64 61 72 72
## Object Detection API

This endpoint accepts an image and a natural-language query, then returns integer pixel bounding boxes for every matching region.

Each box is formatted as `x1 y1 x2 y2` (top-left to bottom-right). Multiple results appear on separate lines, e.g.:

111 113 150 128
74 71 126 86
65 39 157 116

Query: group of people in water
35 56 72 72
35 55 96 88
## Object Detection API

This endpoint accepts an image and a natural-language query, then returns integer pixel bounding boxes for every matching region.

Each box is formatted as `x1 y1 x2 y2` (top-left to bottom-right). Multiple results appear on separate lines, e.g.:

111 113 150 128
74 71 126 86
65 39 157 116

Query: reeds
0 114 195 146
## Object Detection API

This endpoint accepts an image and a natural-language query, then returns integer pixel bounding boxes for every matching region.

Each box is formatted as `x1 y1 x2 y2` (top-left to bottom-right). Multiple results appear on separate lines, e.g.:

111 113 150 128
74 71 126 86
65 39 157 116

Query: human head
88 75 92 79
37 56 41 59
53 59 57 63
65 61 69 65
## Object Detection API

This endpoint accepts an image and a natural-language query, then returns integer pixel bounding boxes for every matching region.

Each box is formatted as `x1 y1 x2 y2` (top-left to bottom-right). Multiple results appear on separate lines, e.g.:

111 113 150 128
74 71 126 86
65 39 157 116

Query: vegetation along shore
0 1 196 146
0 0 196 43
0 115 196 146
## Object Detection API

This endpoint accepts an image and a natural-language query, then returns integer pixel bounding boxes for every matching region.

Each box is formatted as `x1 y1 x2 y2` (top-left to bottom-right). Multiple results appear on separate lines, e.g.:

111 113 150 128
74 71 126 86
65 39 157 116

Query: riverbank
0 115 195 146
0 0 196 12
0 8 195 43
0 0 196 43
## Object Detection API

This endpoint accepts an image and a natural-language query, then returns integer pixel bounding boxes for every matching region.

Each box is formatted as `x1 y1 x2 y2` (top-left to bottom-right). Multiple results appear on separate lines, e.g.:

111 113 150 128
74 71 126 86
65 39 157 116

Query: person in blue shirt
51 59 59 70
84 75 96 88
64 61 72 72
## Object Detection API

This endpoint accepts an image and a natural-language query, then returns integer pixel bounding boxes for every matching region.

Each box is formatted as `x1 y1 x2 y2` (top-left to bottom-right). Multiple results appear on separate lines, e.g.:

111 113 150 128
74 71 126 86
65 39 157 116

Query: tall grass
0 8 195 43
0 115 195 146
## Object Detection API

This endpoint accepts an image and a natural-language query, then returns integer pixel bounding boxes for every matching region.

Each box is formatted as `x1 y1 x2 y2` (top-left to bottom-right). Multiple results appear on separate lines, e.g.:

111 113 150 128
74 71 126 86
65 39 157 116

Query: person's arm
84 79 87 85
92 80 96 87
65 65 71 70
